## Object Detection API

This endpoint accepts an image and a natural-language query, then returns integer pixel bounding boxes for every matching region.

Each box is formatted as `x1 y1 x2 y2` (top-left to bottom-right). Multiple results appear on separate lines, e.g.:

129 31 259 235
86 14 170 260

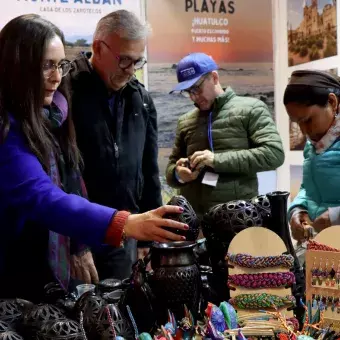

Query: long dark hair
0 14 80 169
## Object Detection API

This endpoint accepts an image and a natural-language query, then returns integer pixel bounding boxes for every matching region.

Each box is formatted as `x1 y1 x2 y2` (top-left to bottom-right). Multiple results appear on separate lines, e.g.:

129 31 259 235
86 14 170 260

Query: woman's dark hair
283 85 340 107
283 70 340 108
0 14 80 169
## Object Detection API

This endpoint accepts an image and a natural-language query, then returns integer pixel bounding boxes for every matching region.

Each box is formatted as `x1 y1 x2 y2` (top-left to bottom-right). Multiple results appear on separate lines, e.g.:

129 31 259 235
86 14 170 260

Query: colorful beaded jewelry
225 253 294 269
228 272 295 289
229 293 296 309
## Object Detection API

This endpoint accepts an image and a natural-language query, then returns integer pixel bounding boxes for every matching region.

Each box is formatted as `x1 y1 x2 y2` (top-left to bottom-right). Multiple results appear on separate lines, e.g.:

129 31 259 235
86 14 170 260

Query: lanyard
208 111 214 152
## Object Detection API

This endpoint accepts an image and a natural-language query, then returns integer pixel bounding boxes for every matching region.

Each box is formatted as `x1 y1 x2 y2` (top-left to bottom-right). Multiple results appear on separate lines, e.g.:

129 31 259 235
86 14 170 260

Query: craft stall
0 192 339 340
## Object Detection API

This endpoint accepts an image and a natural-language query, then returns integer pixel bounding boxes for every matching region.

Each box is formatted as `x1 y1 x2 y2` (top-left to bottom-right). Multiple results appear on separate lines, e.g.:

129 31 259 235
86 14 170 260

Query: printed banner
146 0 276 200
1 0 141 60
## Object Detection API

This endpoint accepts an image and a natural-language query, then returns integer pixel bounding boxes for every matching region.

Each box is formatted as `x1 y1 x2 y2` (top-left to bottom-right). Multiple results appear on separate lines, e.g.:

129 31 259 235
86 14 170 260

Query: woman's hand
124 205 189 243
70 250 99 284
290 211 312 242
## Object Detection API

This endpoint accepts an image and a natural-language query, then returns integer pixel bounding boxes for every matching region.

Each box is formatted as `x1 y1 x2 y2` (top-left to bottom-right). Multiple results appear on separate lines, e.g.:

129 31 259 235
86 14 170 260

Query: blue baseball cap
171 53 218 93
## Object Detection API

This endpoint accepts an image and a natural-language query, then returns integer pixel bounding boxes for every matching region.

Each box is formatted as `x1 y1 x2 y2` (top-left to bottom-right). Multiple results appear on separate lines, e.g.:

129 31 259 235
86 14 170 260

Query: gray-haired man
60 10 162 282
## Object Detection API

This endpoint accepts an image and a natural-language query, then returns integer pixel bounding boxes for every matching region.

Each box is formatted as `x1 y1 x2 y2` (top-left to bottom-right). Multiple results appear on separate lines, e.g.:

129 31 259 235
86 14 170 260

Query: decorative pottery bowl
163 195 200 241
36 318 85 340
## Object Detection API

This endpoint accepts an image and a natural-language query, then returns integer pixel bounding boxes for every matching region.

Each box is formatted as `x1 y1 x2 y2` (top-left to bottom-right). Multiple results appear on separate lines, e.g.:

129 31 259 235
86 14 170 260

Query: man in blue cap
166 53 285 217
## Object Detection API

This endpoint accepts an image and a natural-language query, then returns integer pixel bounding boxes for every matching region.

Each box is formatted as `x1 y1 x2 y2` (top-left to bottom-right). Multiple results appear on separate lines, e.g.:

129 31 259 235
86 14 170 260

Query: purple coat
0 116 116 275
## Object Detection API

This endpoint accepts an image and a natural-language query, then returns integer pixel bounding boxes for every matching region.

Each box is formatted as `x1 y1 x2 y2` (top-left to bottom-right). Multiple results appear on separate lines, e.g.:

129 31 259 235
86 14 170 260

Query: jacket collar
213 87 236 111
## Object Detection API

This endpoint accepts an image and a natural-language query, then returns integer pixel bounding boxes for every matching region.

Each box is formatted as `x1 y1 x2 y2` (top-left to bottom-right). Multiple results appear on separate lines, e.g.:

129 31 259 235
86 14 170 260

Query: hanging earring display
305 230 340 331
317 258 324 286
336 260 340 289
312 257 318 286
325 259 330 287
330 259 336 288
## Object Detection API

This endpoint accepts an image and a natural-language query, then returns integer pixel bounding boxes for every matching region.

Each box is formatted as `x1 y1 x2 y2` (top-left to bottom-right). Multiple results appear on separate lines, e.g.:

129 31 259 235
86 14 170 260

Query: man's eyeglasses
181 75 208 98
100 40 147 70
43 60 72 79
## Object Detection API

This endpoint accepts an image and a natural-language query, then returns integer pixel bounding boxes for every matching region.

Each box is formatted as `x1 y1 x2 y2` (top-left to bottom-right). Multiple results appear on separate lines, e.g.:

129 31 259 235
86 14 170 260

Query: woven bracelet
229 293 296 310
226 253 294 269
228 272 296 289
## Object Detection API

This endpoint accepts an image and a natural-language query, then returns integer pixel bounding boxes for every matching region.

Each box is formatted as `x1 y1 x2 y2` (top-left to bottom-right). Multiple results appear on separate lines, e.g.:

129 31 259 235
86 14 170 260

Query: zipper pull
114 142 119 158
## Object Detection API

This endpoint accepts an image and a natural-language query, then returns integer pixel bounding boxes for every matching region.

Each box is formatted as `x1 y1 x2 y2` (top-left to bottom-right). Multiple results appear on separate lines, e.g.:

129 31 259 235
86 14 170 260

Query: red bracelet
228 272 296 289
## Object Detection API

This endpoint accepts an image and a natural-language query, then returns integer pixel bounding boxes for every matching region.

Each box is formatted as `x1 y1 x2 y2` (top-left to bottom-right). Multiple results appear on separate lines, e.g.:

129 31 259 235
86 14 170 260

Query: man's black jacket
60 53 162 219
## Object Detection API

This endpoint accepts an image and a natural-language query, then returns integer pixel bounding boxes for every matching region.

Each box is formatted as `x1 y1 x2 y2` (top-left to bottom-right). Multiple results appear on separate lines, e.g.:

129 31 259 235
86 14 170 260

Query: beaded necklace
226 253 294 269
228 272 296 289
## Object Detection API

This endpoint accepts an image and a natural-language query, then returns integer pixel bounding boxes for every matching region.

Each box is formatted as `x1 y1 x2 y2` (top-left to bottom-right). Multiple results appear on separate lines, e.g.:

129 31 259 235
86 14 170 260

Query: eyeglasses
100 40 147 70
181 75 208 98
43 60 72 79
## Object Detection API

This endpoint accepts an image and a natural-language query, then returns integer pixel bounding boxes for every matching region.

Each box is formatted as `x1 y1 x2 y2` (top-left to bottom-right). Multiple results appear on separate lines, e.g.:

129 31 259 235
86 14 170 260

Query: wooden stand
305 227 340 329
227 227 293 318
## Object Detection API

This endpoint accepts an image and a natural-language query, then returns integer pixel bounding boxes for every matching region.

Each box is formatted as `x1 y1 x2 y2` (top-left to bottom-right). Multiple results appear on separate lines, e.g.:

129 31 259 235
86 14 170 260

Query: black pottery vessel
164 195 200 241
73 292 104 337
23 303 65 336
0 300 24 328
265 191 305 317
148 241 201 323
0 331 23 340
249 195 271 224
0 320 12 333
119 260 156 334
266 192 294 254
202 200 263 302
36 319 85 340
98 279 122 295
96 304 133 339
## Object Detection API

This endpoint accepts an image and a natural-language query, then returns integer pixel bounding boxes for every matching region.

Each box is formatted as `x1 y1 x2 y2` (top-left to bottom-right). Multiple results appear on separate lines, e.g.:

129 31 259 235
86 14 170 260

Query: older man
166 53 285 218
61 10 161 281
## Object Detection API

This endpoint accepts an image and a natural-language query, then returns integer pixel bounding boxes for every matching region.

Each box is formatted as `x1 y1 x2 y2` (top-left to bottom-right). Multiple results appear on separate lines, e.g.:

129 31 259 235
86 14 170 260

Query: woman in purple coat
0 14 187 302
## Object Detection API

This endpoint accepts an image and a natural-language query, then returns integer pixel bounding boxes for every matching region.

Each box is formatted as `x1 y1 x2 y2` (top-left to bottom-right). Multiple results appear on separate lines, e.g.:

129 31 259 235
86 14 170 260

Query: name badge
202 171 219 187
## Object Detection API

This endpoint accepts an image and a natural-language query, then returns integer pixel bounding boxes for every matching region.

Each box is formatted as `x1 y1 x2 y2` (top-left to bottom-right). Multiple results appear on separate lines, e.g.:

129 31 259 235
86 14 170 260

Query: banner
146 0 276 200
1 0 142 63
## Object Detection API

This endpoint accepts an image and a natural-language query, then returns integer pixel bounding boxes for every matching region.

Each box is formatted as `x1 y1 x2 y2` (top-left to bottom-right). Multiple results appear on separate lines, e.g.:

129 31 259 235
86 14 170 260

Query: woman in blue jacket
285 70 340 242
0 14 187 301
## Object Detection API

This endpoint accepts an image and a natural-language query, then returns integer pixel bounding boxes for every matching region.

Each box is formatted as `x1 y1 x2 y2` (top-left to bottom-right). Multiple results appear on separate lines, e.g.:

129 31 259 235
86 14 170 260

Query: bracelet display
229 293 296 310
228 272 296 289
226 252 294 269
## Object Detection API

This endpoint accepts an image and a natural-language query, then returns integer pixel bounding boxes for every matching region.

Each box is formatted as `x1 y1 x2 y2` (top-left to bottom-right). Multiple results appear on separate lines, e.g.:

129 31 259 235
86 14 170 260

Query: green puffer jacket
166 87 285 217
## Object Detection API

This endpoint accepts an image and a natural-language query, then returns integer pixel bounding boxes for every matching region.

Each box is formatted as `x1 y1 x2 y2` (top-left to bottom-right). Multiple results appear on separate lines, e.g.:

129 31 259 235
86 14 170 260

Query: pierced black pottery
201 200 261 303
0 331 23 340
149 241 201 323
202 200 261 243
0 320 12 333
23 303 65 334
249 195 271 222
103 290 124 304
98 279 122 294
164 195 200 241
119 260 156 334
0 300 23 327
74 292 104 335
36 319 84 340
96 304 133 339
44 282 67 304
